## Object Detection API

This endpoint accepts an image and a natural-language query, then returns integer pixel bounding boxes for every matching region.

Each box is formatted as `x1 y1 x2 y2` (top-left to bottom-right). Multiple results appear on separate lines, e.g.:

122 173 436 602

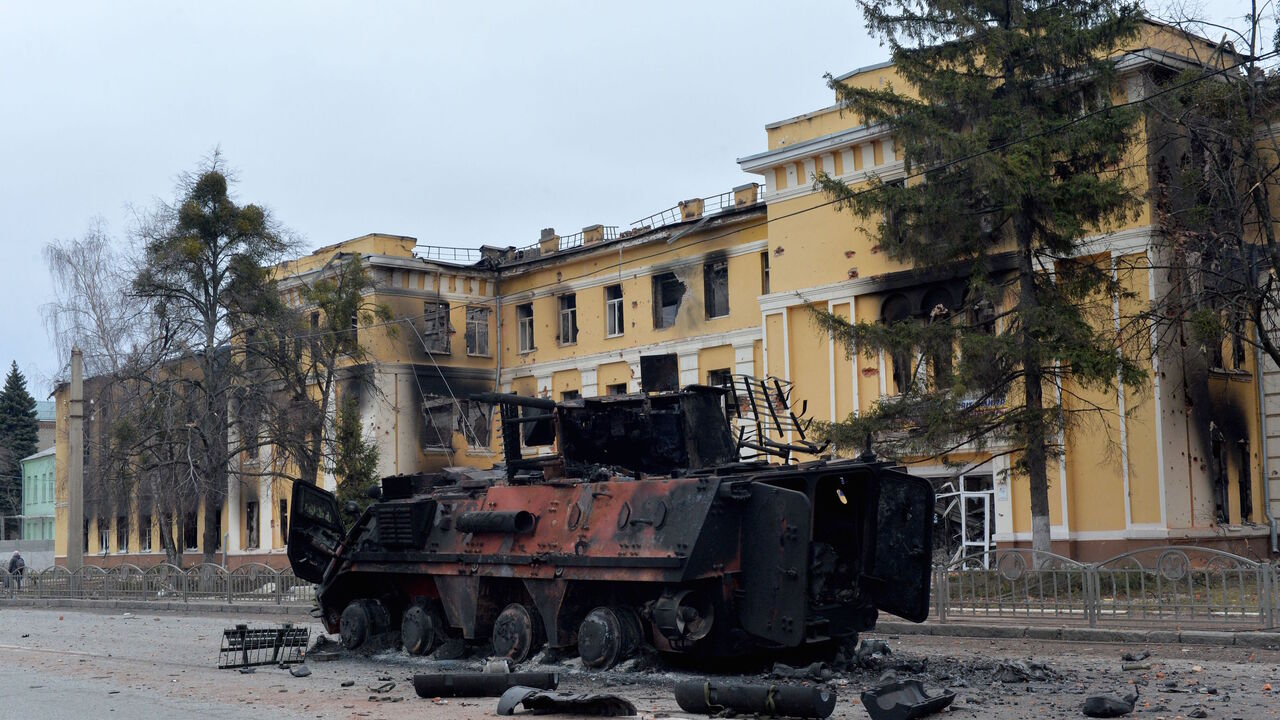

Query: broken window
423 398 455 450
760 251 771 294
423 301 452 354
704 259 729 319
184 511 199 551
245 501 259 549
139 513 152 552
707 368 732 388
457 400 491 449
517 303 535 352
606 383 628 395
561 390 581 401
1211 433 1229 524
558 294 578 345
116 514 129 553
652 272 685 329
882 179 907 247
605 284 624 337
279 500 289 545
465 306 490 356
1239 440 1253 521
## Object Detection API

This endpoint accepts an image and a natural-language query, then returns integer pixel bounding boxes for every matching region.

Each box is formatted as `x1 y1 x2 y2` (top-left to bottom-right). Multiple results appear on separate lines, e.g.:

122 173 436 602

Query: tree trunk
1015 212 1052 556
158 515 181 567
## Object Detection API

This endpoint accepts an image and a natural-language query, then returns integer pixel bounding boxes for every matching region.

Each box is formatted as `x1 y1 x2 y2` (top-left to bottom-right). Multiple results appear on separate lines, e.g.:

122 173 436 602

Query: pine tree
0 361 39 522
814 0 1148 554
334 396 381 515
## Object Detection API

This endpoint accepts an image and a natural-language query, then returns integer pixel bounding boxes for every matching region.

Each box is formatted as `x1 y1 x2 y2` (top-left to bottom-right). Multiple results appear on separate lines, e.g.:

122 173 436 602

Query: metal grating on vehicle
376 504 414 547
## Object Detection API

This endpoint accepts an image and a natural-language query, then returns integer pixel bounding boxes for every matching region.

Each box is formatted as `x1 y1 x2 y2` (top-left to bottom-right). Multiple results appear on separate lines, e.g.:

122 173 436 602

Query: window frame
422 300 453 354
423 397 456 450
465 305 491 357
652 272 685 330
704 258 730 319
605 284 624 337
558 294 578 346
517 303 535 353
139 513 153 552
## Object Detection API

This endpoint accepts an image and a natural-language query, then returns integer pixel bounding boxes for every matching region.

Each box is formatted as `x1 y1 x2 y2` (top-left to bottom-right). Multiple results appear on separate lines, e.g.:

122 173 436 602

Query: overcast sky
0 1 1257 392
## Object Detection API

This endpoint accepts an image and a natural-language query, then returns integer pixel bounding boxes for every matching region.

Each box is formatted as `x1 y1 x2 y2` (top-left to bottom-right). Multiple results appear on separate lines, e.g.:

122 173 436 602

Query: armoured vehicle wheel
577 606 643 669
491 603 544 663
401 602 444 656
341 598 390 650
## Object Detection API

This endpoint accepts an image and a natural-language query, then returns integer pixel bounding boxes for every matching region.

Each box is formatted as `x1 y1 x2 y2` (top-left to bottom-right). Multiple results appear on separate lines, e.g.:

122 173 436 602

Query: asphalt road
2 607 1279 719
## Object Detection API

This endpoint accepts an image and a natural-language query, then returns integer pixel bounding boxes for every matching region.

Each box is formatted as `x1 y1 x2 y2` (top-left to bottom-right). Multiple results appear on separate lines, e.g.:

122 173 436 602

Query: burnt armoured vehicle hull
287 384 934 668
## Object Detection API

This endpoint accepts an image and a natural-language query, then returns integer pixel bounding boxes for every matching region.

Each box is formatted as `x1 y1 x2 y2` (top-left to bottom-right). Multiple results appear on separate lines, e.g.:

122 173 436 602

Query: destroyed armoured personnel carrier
287 377 934 668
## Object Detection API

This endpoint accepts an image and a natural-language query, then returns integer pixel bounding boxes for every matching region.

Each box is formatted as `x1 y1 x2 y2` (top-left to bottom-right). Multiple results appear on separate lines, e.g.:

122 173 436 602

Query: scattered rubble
498 686 636 716
1081 691 1137 717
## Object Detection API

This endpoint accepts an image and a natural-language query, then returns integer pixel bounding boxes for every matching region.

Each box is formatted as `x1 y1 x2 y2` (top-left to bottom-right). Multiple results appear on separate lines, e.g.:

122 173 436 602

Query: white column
260 475 275 551
678 351 700 388
580 368 598 398
225 474 241 555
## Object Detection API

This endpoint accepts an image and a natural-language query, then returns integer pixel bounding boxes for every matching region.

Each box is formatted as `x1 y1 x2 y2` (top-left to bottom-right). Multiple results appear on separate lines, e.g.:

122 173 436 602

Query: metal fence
934 546 1280 629
0 563 314 605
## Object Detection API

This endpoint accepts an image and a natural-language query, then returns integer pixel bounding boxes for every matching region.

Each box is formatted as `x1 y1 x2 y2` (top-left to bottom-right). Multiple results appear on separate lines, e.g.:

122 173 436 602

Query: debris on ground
993 660 1057 683
1120 650 1149 663
289 664 311 678
771 661 832 682
1120 661 1151 671
413 672 560 698
217 623 309 669
674 680 837 719
368 681 396 693
860 679 955 720
1081 691 1138 718
340 680 354 687
498 686 636 717
856 638 893 668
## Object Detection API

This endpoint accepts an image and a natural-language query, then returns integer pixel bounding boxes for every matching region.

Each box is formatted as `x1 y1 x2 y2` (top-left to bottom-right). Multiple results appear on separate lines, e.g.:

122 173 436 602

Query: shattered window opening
652 272 685 329
558 294 578 345
422 301 452 354
605 284 624 337
139 513 152 552
116 514 129 553
1239 440 1253 521
517 303 535 353
184 511 199 551
457 400 491 449
561 389 581 401
704 259 729 319
423 397 456 450
606 383 628 395
465 306 490 356
245 500 259 549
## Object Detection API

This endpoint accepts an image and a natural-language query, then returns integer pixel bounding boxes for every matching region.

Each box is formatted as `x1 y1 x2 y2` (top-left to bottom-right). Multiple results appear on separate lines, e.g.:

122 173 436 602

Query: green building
21 446 55 540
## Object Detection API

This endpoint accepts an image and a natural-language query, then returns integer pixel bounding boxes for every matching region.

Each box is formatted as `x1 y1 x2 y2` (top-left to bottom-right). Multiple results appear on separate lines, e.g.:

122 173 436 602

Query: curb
0 596 313 619
873 620 1280 649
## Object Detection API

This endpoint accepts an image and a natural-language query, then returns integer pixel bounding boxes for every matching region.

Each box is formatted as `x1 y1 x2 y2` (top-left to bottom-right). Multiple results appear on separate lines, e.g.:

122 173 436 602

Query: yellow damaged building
51 20 1278 569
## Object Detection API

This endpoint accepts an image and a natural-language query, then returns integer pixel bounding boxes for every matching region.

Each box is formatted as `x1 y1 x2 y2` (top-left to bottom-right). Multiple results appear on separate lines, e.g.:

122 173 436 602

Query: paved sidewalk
876 618 1280 648
0 596 312 617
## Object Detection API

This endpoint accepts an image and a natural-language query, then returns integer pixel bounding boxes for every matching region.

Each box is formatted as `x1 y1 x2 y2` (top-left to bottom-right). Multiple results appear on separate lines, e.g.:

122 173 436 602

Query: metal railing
630 185 763 232
0 563 314 605
934 546 1280 629
415 245 483 264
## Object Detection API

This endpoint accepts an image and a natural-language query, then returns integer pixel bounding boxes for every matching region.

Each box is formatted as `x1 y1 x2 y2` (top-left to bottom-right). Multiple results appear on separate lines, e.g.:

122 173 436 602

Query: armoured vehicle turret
287 377 935 668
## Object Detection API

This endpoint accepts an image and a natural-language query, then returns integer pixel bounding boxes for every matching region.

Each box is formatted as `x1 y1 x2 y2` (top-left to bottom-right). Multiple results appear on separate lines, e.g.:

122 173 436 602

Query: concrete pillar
66 347 84 571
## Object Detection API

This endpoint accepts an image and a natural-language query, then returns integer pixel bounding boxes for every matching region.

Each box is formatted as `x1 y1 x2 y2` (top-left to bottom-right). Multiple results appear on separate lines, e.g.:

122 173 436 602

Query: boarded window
704 259 729 318
517 303 534 352
605 284 624 336
652 272 685 329
558 294 578 345
465 306 490 356
423 301 452 354
457 401 491 448
423 398 455 450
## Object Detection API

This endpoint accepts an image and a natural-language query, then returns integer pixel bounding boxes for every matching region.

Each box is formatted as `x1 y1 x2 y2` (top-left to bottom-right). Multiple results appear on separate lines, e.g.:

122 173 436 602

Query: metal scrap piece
860 680 955 720
497 686 636 716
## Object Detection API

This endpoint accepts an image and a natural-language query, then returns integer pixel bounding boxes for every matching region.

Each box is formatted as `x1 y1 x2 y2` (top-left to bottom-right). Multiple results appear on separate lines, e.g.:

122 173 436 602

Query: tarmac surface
2 607 1280 719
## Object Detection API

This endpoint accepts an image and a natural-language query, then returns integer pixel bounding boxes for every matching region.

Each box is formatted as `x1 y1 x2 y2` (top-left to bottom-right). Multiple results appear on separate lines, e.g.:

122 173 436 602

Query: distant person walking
8 550 25 589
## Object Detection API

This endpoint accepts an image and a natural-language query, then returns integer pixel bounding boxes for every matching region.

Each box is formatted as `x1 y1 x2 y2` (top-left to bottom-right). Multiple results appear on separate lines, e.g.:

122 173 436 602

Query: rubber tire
340 601 371 650
491 603 545 664
578 606 643 670
401 603 444 656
